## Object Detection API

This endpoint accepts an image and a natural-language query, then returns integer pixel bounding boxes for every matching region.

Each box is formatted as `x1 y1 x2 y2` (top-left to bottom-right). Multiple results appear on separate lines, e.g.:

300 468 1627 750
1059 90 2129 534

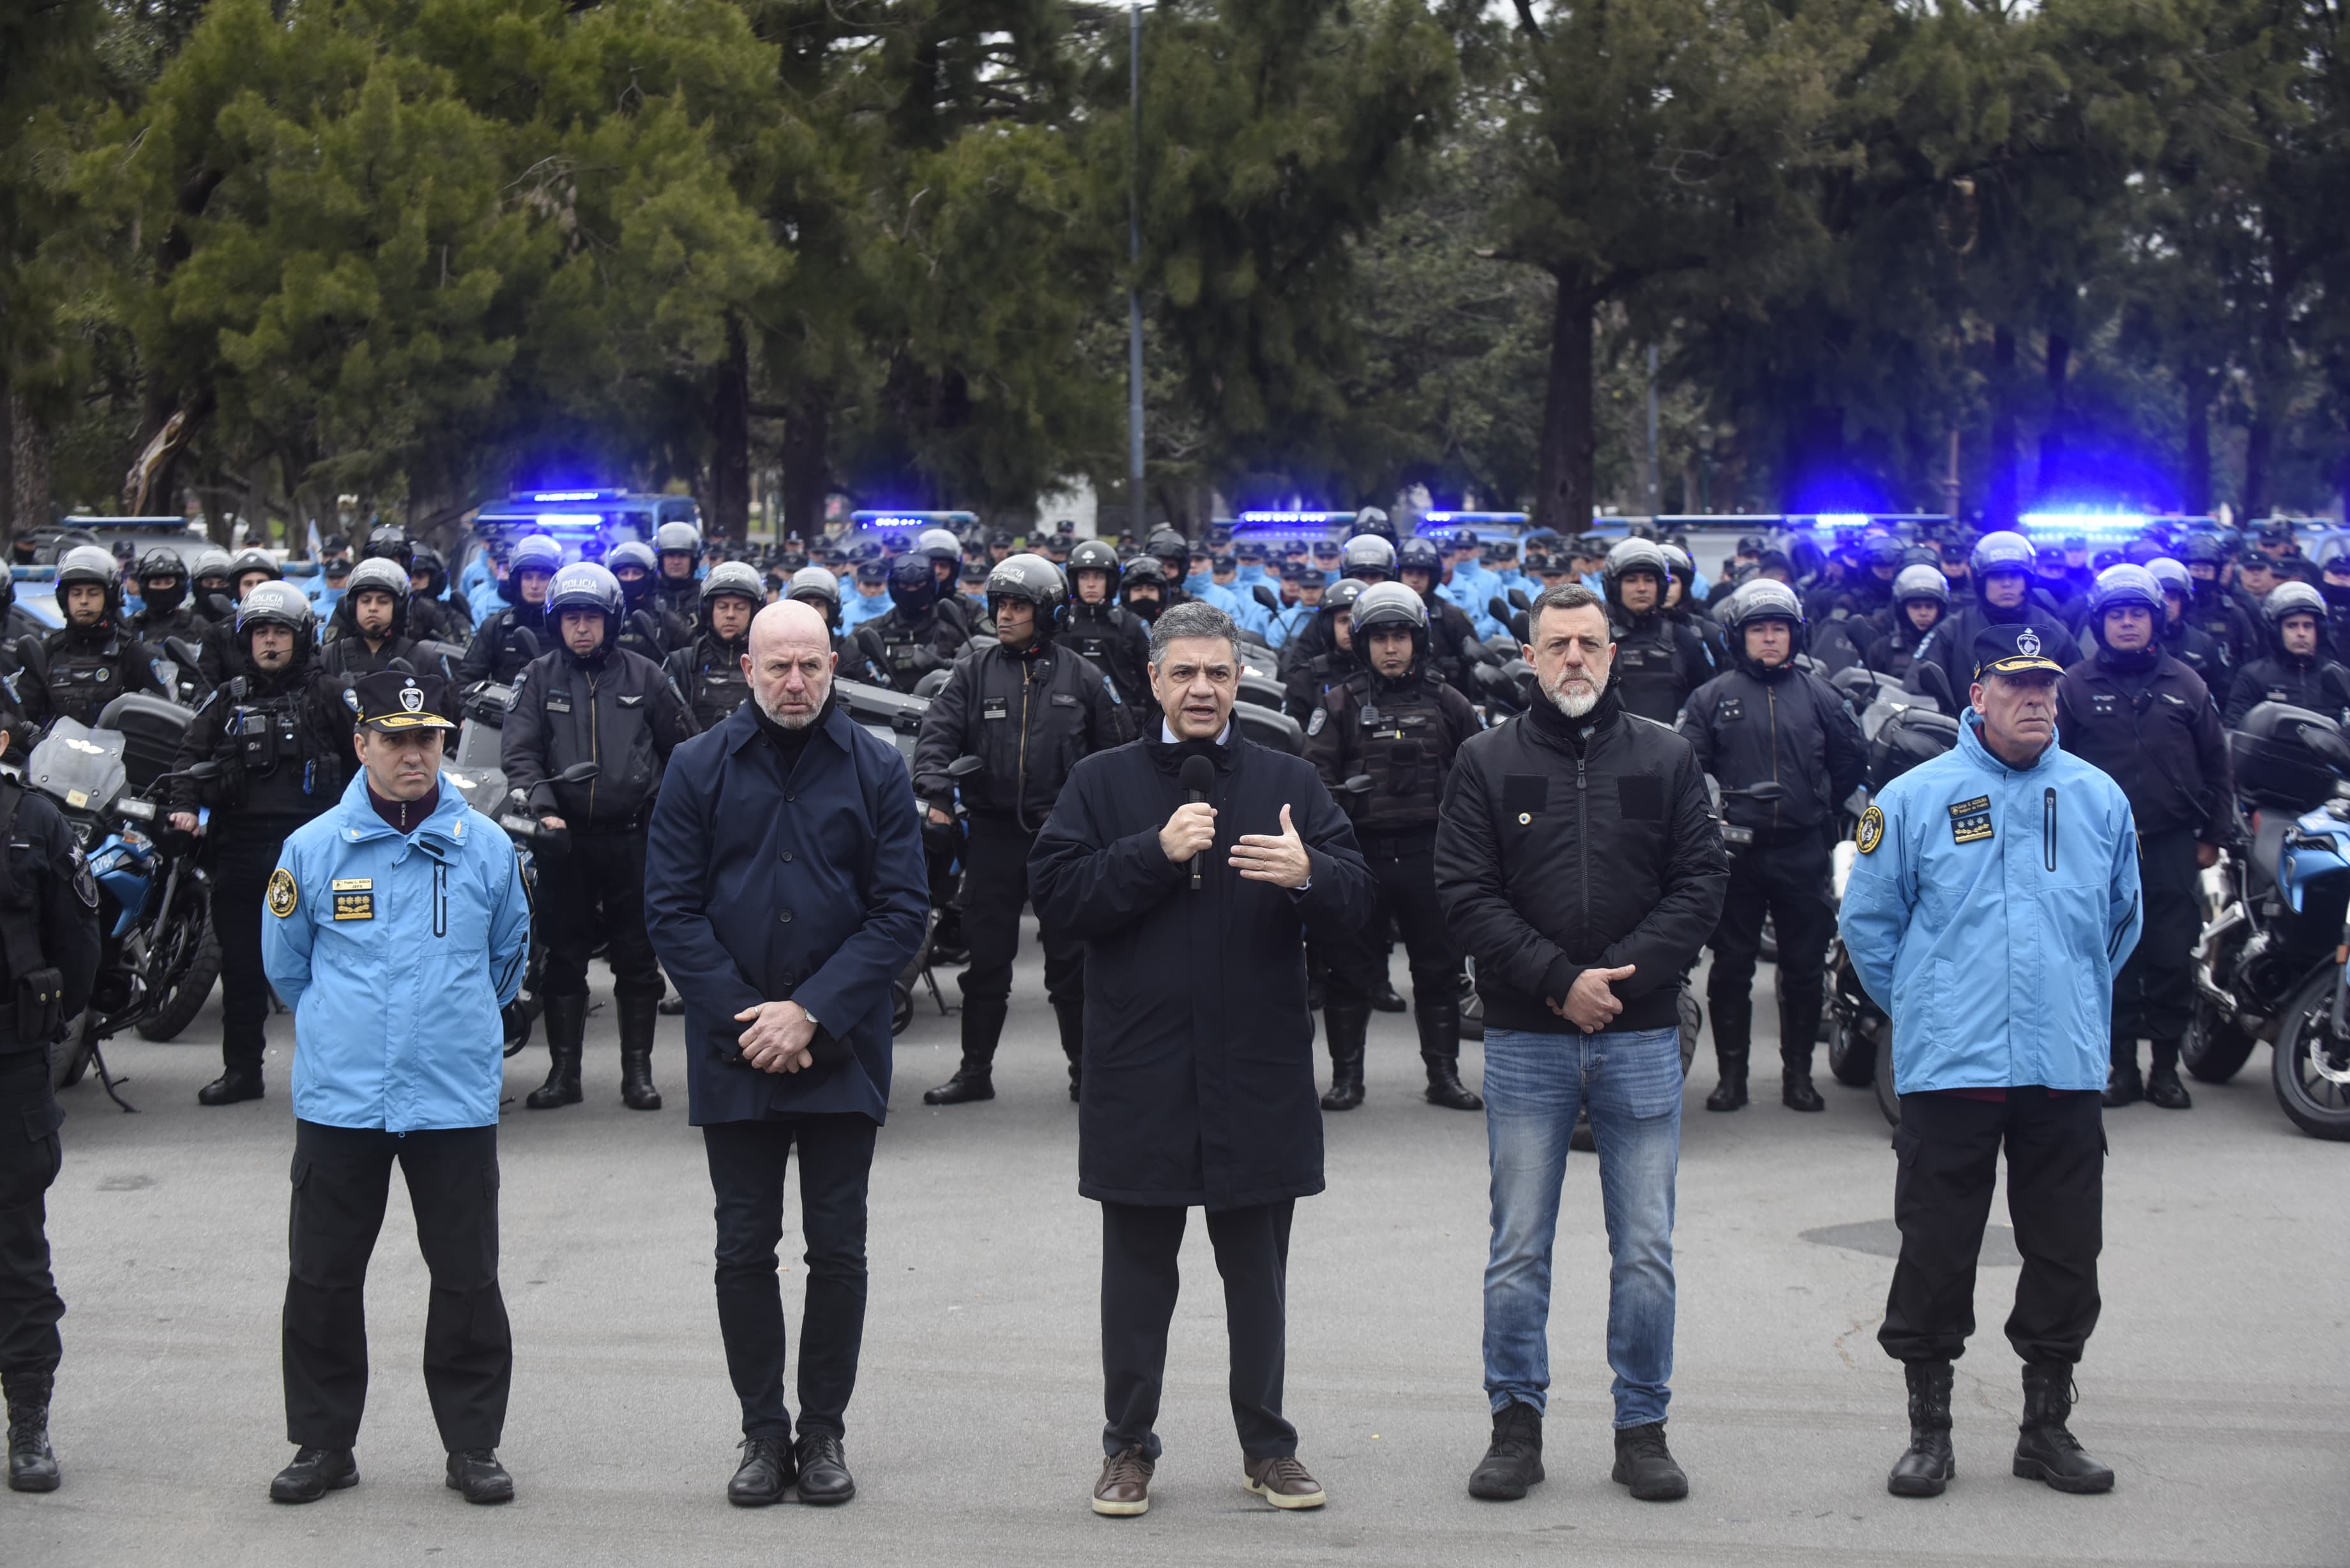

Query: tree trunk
2039 330 2070 499
1535 271 1596 533
778 389 830 542
9 389 51 543
2181 366 2213 516
1986 324 2018 531
709 313 752 541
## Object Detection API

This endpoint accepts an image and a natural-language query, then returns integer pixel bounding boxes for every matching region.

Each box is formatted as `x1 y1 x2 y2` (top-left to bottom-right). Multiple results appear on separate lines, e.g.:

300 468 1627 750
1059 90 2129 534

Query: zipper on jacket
1576 752 1589 934
2043 787 2057 873
1017 663 1034 831
432 860 448 938
586 670 600 822
1766 684 1781 836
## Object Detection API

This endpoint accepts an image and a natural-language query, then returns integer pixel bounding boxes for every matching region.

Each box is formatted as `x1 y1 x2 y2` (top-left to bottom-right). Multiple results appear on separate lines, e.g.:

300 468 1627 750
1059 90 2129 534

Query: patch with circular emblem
267 866 298 917
1856 804 1884 855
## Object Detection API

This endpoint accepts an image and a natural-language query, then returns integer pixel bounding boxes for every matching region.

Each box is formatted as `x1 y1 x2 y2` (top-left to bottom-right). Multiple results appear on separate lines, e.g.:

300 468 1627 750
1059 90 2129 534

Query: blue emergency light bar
525 489 623 503
849 510 978 528
1420 511 1532 527
2018 511 2223 544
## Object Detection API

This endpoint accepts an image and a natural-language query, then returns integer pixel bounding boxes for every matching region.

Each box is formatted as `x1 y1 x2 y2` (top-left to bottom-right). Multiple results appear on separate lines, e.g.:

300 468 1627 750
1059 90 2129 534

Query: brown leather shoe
1243 1453 1326 1509
1092 1446 1153 1516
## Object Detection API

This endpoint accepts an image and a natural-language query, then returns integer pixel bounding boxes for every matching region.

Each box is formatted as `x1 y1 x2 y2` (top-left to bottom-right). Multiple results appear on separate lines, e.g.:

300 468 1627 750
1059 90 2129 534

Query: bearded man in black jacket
1436 582 1728 1510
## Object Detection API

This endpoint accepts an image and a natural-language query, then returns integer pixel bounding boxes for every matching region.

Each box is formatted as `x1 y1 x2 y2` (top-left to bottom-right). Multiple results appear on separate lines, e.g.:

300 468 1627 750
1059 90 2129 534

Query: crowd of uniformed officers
0 502 2328 1512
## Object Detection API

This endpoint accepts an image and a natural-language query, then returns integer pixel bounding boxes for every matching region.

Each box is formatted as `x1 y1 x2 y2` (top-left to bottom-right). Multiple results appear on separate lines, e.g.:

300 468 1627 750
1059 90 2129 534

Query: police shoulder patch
266 866 298 917
1856 804 1884 855
71 850 98 909
1305 706 1326 737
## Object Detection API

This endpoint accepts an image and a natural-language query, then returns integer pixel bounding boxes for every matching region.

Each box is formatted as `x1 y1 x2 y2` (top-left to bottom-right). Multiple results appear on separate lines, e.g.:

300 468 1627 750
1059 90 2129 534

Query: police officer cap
2263 580 2326 628
2088 562 2162 619
1351 580 1429 636
1310 539 1342 559
701 561 765 608
237 580 315 637
1447 527 1479 549
655 520 701 555
1891 563 1948 605
855 559 889 584
1969 531 2036 576
959 560 990 584
344 557 410 601
1725 578 1805 629
789 565 842 606
2258 518 2298 546
351 670 456 734
1971 622 2065 680
1236 539 1268 561
1282 561 1319 584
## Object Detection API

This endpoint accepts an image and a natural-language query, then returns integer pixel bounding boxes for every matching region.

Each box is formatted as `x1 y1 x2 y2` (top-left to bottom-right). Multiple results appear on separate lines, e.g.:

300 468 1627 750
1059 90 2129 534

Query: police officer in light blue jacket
259 670 532 1511
1838 622 2141 1507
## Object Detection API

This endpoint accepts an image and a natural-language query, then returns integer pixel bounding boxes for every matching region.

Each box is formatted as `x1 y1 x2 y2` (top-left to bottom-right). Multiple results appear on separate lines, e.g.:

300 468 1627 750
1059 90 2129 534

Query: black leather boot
1372 976 1406 1013
2145 1038 2192 1109
925 999 1003 1104
1053 996 1086 1103
1611 1421 1688 1501
198 1066 264 1106
4 1370 58 1493
1887 1359 1955 1496
1780 1042 1824 1111
1705 1048 1748 1112
1416 1000 1482 1110
618 993 662 1111
269 1445 358 1503
2103 1036 2143 1107
2013 1362 2114 1493
1321 1002 1368 1112
526 993 587 1110
1466 1400 1543 1500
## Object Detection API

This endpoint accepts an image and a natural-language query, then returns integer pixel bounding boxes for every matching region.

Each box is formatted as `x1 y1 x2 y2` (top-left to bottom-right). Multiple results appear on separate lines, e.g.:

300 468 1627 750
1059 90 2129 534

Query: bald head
745 599 837 728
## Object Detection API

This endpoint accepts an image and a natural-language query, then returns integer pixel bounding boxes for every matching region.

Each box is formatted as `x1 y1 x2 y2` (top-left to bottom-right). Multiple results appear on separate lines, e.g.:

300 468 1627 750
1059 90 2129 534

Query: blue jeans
1482 1024 1682 1428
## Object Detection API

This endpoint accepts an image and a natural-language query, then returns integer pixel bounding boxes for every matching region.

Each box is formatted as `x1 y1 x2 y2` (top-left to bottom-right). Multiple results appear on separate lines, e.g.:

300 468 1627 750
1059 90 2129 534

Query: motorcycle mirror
1737 780 1793 803
1510 588 1530 612
1914 661 1955 714
556 760 602 785
386 657 416 677
1342 774 1374 794
948 755 984 778
1252 585 1278 612
1488 596 1512 624
15 636 47 682
512 627 542 661
163 636 204 671
186 760 224 783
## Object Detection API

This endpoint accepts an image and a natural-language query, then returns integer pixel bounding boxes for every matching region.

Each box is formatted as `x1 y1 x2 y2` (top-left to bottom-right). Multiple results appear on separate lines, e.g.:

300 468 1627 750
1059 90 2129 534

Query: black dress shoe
444 1449 514 1504
793 1430 855 1505
198 1071 264 1106
2103 1063 2144 1108
1371 980 1406 1013
2144 1064 2192 1110
729 1434 794 1507
269 1446 358 1503
922 1068 994 1106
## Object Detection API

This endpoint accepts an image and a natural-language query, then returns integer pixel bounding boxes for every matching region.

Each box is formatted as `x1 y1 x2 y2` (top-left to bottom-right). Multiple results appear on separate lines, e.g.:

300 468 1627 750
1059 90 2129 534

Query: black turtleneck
750 690 836 771
1524 684 1621 753
1142 727 1236 778
368 779 440 834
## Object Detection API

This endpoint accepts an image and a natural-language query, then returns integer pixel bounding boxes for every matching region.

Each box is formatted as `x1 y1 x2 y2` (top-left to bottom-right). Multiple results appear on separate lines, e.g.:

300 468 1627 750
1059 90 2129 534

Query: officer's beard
1545 667 1604 720
754 682 830 730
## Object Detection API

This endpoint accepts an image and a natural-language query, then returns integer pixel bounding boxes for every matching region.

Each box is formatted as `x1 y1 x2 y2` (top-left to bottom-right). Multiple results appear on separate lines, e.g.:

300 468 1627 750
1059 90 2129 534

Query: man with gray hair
1031 598 1372 1518
1434 583 1727 1507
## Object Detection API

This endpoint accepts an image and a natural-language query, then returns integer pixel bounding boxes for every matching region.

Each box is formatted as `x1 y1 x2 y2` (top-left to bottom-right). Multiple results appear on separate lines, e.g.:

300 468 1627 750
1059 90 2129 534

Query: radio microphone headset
1179 754 1215 892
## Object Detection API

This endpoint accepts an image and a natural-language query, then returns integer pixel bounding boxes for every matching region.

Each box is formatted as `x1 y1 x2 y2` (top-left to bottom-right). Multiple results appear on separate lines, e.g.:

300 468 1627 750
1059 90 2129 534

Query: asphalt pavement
11 939 2348 1567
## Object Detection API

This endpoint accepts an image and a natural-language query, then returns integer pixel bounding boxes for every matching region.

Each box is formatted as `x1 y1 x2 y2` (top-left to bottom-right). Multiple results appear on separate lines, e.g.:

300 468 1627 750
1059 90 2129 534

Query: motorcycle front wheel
2181 993 2258 1085
137 914 220 1043
2272 967 2350 1141
49 1016 94 1092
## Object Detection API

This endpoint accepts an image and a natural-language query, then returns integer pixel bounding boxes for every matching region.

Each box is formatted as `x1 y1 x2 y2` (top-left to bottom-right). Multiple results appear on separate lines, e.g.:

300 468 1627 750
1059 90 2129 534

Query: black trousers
0 1050 64 1377
212 818 301 1074
1707 833 1833 1072
538 829 663 1002
1100 1200 1296 1460
2114 827 2201 1043
1879 1089 2104 1366
282 1120 510 1451
704 1115 877 1440
957 817 1082 1009
1326 833 1460 1010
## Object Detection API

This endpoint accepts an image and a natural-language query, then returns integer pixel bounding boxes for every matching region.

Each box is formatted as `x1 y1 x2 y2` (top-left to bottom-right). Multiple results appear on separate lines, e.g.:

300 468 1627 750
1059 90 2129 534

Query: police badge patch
1948 794 1994 845
71 850 98 909
1306 707 1326 737
2016 628 2042 658
267 866 299 917
1856 804 1884 855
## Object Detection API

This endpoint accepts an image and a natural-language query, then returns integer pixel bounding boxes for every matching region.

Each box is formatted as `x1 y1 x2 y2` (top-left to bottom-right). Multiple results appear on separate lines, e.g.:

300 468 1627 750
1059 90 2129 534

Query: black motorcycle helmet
886 550 939 616
699 561 766 631
1602 538 1670 619
1119 555 1169 621
605 539 660 612
361 523 414 571
986 553 1067 644
1338 533 1396 584
1351 506 1397 545
1395 536 1444 594
1144 526 1191 582
409 543 450 599
1721 578 1807 672
55 545 125 628
785 565 842 631
235 580 318 672
338 557 413 642
1349 581 1430 670
545 561 624 653
134 547 190 616
1067 539 1121 603
500 535 564 605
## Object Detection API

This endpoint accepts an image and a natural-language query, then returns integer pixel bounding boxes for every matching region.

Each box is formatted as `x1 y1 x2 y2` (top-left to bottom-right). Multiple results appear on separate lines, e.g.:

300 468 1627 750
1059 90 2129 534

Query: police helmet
56 544 121 592
506 535 563 578
1351 506 1395 543
1724 578 1806 632
1658 541 1695 582
1603 537 1669 594
191 546 234 586
987 552 1068 639
787 563 841 610
1395 536 1443 579
228 547 282 587
1068 539 1121 582
236 581 316 649
1969 530 2036 578
2088 563 2162 622
1121 554 1167 589
546 563 625 641
1322 577 1370 622
701 561 765 613
2263 580 2326 629
1891 562 1949 607
918 527 962 565
1350 581 1430 665
886 550 939 615
361 524 413 570
1338 533 1397 582
655 521 701 557
1862 534 1906 569
605 539 658 578
135 547 188 584
1145 527 1190 572
2119 537 2164 567
344 557 411 603
2179 532 2229 568
2145 557 2192 599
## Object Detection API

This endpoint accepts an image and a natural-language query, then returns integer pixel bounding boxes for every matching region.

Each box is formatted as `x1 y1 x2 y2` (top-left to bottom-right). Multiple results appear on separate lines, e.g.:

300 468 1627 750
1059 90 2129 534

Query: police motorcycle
470 758 600 1055
2182 702 2350 1140
18 717 220 1102
833 675 946 1032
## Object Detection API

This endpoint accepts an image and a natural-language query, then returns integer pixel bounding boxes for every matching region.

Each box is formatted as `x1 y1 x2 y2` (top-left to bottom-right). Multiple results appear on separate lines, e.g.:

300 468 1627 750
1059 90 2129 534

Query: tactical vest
224 676 333 813
45 633 139 727
686 642 752 730
1612 617 1691 725
1340 674 1457 834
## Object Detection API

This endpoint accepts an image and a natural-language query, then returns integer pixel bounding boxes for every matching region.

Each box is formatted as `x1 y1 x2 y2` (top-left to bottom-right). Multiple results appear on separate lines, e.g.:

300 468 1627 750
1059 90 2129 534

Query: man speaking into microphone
1030 599 1372 1519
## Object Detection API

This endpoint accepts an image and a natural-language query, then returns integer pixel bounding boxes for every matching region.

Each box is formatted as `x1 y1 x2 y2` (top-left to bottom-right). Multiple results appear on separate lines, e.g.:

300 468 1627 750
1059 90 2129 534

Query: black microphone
1179 754 1215 892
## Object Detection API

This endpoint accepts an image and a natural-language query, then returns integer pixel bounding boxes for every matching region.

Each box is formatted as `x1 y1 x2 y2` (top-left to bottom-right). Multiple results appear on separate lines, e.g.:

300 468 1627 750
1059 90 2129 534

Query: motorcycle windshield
27 720 130 816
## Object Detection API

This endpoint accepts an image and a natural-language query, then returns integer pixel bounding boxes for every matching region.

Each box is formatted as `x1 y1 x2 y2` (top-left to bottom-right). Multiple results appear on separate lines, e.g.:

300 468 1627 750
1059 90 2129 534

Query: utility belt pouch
13 965 63 1043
